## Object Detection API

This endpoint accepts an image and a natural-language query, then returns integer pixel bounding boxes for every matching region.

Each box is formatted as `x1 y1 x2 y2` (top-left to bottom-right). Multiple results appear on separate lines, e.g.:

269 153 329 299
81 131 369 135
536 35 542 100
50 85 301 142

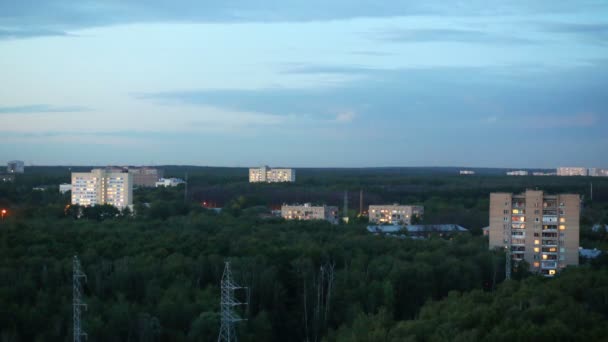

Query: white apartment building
155 178 185 187
368 204 424 225
249 166 296 183
557 167 588 176
71 169 133 208
459 170 475 175
281 203 339 224
507 170 529 176
589 168 608 177
7 160 24 173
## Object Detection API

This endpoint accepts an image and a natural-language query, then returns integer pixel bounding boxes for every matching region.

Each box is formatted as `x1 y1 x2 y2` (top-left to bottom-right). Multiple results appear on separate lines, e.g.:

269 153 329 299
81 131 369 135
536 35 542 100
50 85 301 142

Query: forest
1 167 608 341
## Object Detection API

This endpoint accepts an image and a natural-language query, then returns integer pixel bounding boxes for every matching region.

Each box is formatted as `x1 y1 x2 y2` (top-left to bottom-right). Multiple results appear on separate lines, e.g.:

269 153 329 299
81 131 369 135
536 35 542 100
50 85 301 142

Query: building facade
7 160 24 173
489 190 580 276
506 170 529 176
71 169 133 208
557 167 588 176
59 183 72 194
281 203 339 224
459 170 475 175
589 168 608 177
155 178 185 187
129 167 163 187
368 204 424 225
249 166 296 183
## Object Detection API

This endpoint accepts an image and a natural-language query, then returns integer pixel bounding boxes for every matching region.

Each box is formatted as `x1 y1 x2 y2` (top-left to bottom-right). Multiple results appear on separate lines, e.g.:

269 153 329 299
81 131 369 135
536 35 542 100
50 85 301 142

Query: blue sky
1 1 607 168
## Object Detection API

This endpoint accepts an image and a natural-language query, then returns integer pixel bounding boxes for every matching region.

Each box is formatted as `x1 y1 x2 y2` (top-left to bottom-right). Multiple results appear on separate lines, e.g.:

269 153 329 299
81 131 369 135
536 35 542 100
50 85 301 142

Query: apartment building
557 167 588 176
506 170 529 176
281 203 339 224
249 166 296 183
71 168 133 208
155 178 185 187
7 160 24 173
129 167 163 187
368 204 424 225
489 190 580 276
589 168 608 177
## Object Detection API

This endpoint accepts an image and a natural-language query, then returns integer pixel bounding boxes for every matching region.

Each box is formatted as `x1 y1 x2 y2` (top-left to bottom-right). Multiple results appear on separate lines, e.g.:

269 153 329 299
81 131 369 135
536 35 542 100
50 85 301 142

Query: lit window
533 262 540 267
542 254 548 260
534 239 540 245
559 217 565 223
559 225 566 230
549 270 556 275
534 247 540 253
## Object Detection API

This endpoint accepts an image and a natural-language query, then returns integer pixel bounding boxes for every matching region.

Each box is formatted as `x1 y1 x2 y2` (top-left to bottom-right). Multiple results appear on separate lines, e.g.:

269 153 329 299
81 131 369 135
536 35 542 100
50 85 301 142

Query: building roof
405 224 469 233
579 247 602 259
366 225 403 234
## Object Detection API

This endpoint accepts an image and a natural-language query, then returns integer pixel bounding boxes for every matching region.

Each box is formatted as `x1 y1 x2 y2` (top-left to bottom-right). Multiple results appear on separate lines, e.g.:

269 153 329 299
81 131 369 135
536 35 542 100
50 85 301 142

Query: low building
482 226 489 236
368 204 424 225
249 166 296 183
533 172 556 176
59 183 72 194
460 170 475 175
367 224 403 235
507 170 529 176
405 224 469 238
281 203 339 224
7 160 24 174
557 167 588 176
155 178 185 187
589 168 608 177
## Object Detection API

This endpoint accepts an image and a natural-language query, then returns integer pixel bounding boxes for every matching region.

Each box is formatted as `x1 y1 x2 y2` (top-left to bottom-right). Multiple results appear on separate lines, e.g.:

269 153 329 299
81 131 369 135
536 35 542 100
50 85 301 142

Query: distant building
0 174 15 182
489 190 580 277
579 247 602 259
129 167 163 187
533 172 556 176
366 224 469 239
482 226 489 236
506 170 529 176
7 160 24 174
557 167 588 176
249 166 296 183
155 178 185 187
368 204 424 225
59 183 72 194
459 170 475 175
589 168 608 177
281 203 339 224
71 168 133 208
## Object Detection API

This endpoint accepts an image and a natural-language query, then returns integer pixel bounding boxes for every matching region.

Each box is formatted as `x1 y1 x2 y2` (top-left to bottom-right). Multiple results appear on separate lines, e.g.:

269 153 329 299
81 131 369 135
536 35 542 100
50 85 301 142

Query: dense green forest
1 167 608 341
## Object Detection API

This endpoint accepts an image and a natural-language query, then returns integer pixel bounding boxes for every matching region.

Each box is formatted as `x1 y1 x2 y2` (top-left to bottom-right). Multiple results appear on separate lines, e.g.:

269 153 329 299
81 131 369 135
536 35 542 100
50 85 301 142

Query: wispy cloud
0 104 89 114
374 28 534 45
484 113 600 128
0 28 69 40
541 22 608 43
335 110 356 123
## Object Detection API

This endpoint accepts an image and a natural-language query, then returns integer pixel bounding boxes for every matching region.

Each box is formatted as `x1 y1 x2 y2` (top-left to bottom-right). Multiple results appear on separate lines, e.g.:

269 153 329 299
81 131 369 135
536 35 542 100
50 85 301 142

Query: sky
1 1 607 168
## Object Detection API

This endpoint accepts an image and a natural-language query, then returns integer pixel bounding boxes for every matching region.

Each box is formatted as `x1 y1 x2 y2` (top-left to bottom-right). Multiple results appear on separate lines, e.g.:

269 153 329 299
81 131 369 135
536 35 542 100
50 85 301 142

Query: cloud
484 113 600 128
374 28 534 45
335 111 356 123
0 28 69 39
540 22 608 43
0 104 89 114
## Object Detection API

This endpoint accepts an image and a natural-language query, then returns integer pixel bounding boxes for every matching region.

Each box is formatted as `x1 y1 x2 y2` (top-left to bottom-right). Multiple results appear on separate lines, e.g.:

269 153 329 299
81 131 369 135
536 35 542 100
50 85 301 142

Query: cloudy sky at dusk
1 1 607 168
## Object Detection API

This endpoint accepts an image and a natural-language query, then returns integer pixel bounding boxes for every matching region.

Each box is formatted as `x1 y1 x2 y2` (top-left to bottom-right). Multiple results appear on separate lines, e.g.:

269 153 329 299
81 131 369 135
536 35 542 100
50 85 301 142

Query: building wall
7 160 24 173
71 169 133 208
249 166 295 183
489 190 580 276
368 205 424 225
557 167 588 176
589 168 608 177
130 168 163 187
281 204 339 224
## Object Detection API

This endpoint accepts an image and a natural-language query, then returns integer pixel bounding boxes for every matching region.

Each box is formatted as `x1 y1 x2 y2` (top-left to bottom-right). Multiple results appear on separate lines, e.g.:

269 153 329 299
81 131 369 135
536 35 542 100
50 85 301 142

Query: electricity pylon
218 261 249 342
73 256 87 342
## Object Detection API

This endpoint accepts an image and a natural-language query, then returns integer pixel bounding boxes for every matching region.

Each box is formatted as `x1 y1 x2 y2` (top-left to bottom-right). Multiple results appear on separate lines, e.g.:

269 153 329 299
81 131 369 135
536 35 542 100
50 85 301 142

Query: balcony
541 261 558 269
542 216 558 224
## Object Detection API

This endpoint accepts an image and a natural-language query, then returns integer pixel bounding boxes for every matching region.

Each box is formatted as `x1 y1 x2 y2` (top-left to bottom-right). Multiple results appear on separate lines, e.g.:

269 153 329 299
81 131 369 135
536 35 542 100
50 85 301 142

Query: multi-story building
7 160 24 174
129 167 163 187
281 203 339 224
506 170 529 176
557 167 587 176
249 166 296 183
155 178 185 187
459 170 475 175
589 168 608 177
368 204 424 225
489 190 580 276
71 169 133 208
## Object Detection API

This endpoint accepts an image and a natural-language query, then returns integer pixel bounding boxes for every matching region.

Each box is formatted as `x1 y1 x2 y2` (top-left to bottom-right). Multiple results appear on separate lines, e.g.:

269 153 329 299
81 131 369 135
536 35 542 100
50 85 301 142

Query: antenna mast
73 256 87 342
218 261 249 342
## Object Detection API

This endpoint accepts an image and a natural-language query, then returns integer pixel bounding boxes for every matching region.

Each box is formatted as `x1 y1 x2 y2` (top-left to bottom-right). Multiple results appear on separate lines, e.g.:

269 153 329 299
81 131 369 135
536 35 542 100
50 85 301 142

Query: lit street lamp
1 209 6 221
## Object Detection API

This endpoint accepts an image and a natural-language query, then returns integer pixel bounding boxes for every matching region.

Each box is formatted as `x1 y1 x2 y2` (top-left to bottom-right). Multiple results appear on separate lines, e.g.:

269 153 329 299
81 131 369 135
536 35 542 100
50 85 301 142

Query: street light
1 209 6 221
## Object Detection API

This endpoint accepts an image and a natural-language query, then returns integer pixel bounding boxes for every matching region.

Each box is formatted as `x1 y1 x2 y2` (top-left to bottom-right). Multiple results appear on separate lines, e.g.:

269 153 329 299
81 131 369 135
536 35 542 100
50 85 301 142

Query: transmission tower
73 256 87 342
218 261 249 342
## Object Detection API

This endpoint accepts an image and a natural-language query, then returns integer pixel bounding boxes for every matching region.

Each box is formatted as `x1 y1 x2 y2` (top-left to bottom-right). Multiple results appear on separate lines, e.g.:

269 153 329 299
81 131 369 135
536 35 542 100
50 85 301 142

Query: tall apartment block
249 166 296 183
489 190 580 276
589 168 608 177
368 204 424 225
557 167 588 176
129 167 163 187
281 203 339 224
7 160 24 173
71 169 133 208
